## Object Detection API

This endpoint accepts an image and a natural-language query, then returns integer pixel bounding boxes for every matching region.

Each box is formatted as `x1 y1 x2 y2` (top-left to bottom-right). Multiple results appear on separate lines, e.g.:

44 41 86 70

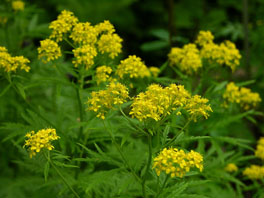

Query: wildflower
153 148 203 178
149 67 160 77
225 163 238 173
97 33 122 59
0 46 30 72
255 137 264 160
86 82 129 119
95 20 115 35
200 41 241 71
95 66 112 84
70 22 98 45
38 39 62 63
195 30 214 46
72 44 97 70
184 95 213 122
12 0 24 11
130 84 190 122
24 128 60 158
49 10 78 42
223 82 261 110
168 44 202 74
0 16 8 25
116 55 150 79
243 165 264 180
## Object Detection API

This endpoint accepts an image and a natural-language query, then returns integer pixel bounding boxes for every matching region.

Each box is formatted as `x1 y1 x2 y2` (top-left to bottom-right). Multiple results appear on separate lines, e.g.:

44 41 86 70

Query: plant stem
102 120 142 184
162 119 191 149
43 152 80 198
142 134 153 198
155 175 169 198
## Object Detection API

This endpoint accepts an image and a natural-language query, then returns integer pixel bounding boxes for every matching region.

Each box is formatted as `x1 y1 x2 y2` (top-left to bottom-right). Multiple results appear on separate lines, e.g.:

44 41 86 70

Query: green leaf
44 161 50 182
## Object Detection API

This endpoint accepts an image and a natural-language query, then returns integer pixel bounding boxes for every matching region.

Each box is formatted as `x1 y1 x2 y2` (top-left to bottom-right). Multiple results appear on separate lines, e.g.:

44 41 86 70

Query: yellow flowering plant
1 8 264 198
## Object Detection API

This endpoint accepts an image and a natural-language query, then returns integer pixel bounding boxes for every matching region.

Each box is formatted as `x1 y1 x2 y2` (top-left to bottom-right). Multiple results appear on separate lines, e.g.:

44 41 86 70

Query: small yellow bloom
243 165 264 180
149 67 160 77
255 137 264 160
24 128 60 158
153 148 203 178
12 0 24 11
225 163 238 172
95 20 115 35
95 66 112 84
38 39 62 63
195 30 214 46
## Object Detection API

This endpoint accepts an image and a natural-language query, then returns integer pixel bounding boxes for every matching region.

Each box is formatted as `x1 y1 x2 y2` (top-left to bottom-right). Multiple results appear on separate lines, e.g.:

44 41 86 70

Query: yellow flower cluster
243 165 264 180
49 10 78 42
116 55 150 79
168 30 241 74
255 137 264 160
24 128 60 158
37 39 62 63
130 83 212 122
95 66 112 84
72 45 97 70
86 82 129 119
168 44 202 74
225 163 238 172
195 30 214 46
223 82 261 110
12 0 25 11
95 20 115 34
0 46 30 72
97 33 122 59
149 66 160 77
184 95 213 122
153 148 203 178
70 22 98 45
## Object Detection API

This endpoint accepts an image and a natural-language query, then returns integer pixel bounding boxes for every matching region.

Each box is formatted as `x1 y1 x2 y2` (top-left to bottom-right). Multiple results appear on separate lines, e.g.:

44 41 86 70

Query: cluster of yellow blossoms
116 55 150 79
86 82 129 119
168 30 241 74
12 0 25 11
153 148 203 178
255 137 264 160
0 46 30 72
168 44 202 74
38 10 123 70
223 82 261 110
243 165 264 180
149 67 160 77
130 83 212 122
24 128 60 158
225 163 238 173
95 66 113 84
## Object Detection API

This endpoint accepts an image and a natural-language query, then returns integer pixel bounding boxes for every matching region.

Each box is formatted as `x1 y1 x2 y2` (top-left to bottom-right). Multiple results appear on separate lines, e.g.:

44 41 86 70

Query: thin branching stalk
43 151 80 198
155 175 169 198
142 134 152 198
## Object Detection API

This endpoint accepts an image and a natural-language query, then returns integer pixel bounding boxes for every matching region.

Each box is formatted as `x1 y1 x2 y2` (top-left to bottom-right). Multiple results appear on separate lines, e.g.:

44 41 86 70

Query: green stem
142 135 153 198
43 152 80 198
156 175 169 198
63 37 75 48
102 120 142 183
162 119 191 149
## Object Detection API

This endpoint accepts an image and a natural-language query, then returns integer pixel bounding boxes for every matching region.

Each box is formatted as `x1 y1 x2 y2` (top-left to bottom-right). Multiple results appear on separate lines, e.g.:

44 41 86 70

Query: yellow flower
153 148 203 178
95 20 115 35
97 33 122 59
168 44 202 74
70 22 98 45
95 66 112 84
243 165 264 180
184 95 213 122
86 82 129 119
255 137 264 160
130 84 190 122
72 44 97 70
195 30 214 46
223 82 261 110
24 128 60 158
225 163 238 172
12 0 24 11
116 55 150 79
49 10 78 42
0 46 30 72
0 16 8 25
149 67 160 77
38 39 62 63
